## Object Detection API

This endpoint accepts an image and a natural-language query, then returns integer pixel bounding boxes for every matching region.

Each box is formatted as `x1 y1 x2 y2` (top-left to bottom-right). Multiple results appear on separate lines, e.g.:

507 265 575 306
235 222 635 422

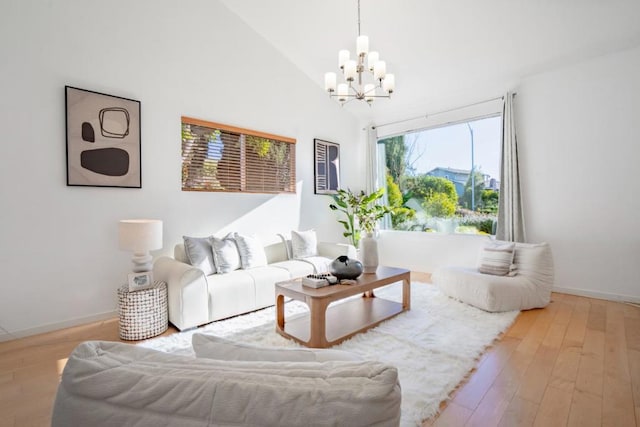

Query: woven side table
117 281 168 341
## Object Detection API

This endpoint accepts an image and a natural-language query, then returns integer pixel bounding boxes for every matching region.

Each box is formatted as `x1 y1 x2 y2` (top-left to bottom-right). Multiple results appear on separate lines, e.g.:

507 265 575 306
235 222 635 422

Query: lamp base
131 252 153 273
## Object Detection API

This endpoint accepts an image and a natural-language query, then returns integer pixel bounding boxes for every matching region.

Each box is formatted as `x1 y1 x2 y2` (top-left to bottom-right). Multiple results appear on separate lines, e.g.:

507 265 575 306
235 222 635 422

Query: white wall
0 0 363 339
516 46 640 302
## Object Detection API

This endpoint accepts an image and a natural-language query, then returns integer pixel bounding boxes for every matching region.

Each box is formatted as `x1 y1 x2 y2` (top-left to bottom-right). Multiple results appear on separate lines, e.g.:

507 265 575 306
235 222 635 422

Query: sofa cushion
211 234 241 273
192 334 362 362
270 259 316 278
245 266 292 307
234 233 268 269
182 236 215 275
52 341 401 427
291 229 318 258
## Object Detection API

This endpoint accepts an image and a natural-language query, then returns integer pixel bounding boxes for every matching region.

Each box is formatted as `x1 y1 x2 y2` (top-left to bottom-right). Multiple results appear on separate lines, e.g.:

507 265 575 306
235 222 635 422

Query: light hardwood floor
1 279 638 427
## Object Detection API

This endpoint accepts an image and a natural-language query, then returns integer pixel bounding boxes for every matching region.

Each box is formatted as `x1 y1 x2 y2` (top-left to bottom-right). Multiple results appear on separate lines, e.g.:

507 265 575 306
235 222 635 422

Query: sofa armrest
153 257 209 331
317 242 357 260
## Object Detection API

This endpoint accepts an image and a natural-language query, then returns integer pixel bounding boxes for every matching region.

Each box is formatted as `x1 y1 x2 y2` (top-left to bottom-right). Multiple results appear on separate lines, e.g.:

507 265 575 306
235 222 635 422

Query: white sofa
52 340 402 427
153 239 356 331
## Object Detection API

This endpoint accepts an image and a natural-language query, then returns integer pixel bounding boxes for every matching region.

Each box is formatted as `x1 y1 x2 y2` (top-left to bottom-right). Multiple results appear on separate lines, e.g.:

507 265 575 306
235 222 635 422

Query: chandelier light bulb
344 60 357 81
367 51 379 71
374 60 386 81
325 72 337 92
337 84 349 102
356 35 369 56
338 50 350 69
383 73 395 93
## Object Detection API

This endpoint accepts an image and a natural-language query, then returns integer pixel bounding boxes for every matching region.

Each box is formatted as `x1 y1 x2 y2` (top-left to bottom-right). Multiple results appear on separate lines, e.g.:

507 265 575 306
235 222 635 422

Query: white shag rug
140 282 518 426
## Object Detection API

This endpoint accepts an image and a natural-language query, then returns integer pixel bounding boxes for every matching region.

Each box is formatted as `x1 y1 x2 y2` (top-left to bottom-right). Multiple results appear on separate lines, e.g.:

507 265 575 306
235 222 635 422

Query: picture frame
314 138 340 194
128 271 154 292
65 86 141 188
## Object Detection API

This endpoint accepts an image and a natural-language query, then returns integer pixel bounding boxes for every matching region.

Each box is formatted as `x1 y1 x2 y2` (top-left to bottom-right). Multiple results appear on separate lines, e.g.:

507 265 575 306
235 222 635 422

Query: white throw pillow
210 233 241 274
182 236 216 275
478 242 515 276
234 233 268 269
291 229 318 259
192 334 362 362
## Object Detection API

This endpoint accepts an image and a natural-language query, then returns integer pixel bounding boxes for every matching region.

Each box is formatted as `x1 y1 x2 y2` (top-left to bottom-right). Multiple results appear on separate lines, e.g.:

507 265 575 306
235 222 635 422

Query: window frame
376 107 503 235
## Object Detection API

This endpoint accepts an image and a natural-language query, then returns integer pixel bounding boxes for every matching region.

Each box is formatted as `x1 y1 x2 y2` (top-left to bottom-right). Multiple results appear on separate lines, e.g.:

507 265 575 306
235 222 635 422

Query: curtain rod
373 92 516 129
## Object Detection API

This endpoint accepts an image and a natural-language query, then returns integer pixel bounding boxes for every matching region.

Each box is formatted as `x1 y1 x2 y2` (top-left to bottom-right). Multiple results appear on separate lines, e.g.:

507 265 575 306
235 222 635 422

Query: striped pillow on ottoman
478 242 515 276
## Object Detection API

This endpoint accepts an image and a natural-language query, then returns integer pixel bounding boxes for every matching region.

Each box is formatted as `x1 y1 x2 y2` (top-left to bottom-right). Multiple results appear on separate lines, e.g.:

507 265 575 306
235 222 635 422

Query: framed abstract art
65 86 141 188
314 138 340 194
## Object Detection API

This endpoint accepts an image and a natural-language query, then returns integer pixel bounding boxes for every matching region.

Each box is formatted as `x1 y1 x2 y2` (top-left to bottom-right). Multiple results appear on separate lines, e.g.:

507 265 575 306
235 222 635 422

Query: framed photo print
314 139 340 194
65 86 141 188
128 271 153 292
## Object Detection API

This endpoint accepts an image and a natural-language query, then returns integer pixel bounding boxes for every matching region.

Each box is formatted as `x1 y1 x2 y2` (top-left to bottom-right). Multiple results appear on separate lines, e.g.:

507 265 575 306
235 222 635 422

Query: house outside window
378 114 502 235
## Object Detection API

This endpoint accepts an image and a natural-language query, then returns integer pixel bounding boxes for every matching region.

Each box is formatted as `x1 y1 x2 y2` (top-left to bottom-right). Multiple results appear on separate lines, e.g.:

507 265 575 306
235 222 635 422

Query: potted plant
328 188 391 249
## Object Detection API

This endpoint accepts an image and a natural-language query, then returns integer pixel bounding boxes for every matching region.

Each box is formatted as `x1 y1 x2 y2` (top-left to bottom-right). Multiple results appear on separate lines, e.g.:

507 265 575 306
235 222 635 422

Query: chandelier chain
357 0 361 36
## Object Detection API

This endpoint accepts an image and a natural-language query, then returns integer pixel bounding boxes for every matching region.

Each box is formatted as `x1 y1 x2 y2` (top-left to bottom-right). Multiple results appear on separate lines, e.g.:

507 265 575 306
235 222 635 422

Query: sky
404 115 502 180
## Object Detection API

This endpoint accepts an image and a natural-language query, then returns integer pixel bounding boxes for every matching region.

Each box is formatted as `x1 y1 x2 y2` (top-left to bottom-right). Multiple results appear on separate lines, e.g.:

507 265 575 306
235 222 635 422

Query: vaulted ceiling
219 0 640 125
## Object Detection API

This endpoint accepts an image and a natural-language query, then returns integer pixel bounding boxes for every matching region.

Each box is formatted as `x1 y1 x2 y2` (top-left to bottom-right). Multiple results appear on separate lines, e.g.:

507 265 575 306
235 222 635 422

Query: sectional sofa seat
153 238 356 331
52 340 401 427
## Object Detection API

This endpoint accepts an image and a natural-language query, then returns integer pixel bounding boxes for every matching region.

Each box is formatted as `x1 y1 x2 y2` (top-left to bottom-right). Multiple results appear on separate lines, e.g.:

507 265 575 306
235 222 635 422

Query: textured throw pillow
478 242 515 276
182 236 216 275
291 229 318 259
192 334 362 362
234 233 268 269
210 233 241 274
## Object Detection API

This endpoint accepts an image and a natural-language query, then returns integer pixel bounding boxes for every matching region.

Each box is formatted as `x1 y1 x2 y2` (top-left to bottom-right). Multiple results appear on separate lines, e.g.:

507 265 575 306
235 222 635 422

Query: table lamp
118 219 163 273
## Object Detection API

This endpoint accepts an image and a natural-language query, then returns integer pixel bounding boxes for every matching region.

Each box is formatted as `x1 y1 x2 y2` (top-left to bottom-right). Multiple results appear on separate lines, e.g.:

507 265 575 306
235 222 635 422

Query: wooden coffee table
275 266 410 348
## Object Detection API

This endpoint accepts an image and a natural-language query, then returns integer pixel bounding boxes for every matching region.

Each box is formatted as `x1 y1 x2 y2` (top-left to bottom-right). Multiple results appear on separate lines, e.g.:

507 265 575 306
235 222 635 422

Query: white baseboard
552 286 640 304
0 310 117 343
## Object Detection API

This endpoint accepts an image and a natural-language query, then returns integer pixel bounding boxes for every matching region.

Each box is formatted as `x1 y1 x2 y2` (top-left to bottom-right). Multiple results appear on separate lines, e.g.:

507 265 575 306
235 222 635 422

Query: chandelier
324 0 395 105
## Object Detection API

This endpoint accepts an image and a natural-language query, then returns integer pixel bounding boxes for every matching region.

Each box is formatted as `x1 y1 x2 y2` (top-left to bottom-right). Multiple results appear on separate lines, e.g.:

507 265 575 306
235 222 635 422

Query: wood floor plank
567 388 602 427
627 349 640 424
506 309 537 339
464 382 514 427
622 303 640 319
515 333 567 403
602 301 636 427
533 385 573 427
428 402 473 427
575 327 605 397
625 316 640 351
452 336 520 410
563 298 589 348
497 396 538 427
0 415 15 427
586 299 607 332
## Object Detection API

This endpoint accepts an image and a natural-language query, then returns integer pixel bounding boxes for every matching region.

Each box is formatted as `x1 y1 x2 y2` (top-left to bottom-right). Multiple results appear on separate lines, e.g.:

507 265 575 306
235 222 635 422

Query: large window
181 117 296 194
378 115 502 234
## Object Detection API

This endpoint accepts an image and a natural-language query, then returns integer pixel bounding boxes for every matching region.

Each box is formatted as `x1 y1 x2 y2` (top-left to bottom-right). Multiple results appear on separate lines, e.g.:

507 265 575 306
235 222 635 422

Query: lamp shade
118 219 163 252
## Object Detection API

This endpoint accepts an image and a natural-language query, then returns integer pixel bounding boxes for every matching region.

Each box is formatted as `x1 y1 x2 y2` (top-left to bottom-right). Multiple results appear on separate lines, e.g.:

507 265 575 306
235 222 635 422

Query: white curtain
496 92 526 242
365 125 391 230
365 125 378 194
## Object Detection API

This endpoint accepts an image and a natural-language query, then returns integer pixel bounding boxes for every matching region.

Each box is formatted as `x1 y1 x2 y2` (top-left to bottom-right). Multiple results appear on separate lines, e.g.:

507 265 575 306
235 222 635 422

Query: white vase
360 232 379 274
